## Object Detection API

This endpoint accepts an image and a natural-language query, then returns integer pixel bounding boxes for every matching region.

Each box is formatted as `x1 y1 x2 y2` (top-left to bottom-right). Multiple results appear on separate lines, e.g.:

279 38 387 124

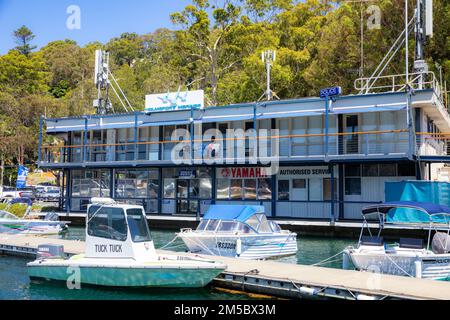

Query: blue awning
203 205 265 223
362 201 450 224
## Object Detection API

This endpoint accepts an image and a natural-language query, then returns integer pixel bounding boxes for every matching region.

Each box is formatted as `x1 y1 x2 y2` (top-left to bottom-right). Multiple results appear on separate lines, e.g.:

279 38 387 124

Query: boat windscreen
196 220 209 231
126 209 152 242
217 221 237 233
87 206 127 241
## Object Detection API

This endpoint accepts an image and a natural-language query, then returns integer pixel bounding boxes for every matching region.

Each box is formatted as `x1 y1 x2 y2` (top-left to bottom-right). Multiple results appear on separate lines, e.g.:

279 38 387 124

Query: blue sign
16 165 29 189
320 86 342 99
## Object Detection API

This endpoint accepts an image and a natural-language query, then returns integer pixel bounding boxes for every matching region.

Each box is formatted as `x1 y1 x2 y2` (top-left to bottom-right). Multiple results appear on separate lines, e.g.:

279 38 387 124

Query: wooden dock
2 234 450 300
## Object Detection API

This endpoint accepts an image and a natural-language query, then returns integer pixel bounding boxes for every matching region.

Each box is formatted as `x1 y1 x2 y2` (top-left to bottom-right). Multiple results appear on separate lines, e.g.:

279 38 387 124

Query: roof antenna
258 50 280 101
93 50 135 114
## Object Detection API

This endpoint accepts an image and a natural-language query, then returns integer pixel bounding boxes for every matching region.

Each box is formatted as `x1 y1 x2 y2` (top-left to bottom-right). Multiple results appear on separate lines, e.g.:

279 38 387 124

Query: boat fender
414 260 422 278
299 286 317 296
236 238 242 257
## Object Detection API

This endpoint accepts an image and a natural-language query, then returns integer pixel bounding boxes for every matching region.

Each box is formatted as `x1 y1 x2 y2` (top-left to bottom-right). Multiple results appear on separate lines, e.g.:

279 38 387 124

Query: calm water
0 228 356 300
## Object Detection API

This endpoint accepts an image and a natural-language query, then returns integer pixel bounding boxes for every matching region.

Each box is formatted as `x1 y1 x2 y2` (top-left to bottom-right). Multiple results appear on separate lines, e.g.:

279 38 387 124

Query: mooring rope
312 250 345 266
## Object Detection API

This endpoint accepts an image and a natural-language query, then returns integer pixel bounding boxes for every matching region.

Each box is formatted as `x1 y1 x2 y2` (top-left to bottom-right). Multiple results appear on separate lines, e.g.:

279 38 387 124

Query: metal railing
40 129 416 165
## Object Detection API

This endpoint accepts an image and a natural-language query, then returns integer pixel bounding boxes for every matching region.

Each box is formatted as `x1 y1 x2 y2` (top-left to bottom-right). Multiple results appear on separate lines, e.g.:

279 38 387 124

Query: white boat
343 201 450 281
178 205 298 260
27 198 226 288
0 210 68 235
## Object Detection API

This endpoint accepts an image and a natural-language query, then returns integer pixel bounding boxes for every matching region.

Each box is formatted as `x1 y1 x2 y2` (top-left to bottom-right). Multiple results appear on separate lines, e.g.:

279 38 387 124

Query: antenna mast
93 49 135 114
258 50 280 101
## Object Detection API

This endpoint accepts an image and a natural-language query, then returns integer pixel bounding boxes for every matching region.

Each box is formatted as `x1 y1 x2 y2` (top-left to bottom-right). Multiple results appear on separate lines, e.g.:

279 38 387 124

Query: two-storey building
38 72 449 220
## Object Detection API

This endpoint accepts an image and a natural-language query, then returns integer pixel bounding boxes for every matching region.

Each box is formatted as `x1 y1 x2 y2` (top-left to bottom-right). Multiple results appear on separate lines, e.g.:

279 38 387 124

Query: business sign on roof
145 90 204 112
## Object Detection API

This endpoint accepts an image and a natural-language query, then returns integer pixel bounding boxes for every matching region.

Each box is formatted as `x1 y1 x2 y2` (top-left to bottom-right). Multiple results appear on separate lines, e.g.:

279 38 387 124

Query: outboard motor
432 232 450 254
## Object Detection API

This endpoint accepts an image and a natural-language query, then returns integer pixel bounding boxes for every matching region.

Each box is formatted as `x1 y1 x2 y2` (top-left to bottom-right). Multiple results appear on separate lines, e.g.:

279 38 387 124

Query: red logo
221 168 230 177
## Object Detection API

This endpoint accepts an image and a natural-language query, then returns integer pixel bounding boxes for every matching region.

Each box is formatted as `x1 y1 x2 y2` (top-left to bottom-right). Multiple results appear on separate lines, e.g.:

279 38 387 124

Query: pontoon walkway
1 234 450 300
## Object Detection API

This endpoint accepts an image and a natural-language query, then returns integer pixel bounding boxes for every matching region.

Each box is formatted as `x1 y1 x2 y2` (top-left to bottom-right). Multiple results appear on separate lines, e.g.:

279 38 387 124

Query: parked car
37 186 61 201
18 187 37 200
0 186 21 199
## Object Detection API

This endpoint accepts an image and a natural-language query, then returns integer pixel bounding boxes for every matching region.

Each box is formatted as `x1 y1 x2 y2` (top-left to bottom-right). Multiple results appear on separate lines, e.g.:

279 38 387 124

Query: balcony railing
355 71 448 109
39 129 417 165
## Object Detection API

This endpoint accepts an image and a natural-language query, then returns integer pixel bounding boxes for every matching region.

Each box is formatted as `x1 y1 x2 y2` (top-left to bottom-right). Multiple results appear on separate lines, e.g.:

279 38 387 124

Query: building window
244 179 257 200
230 179 242 199
379 164 396 176
345 178 361 195
278 180 290 200
257 178 272 200
362 164 379 176
398 163 416 176
115 169 159 199
163 178 175 199
71 169 110 198
345 164 361 176
292 179 306 189
217 179 229 199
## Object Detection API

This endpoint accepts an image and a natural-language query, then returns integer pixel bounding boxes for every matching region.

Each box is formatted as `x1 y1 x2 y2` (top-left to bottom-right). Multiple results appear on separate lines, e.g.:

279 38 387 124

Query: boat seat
360 236 384 246
399 238 423 249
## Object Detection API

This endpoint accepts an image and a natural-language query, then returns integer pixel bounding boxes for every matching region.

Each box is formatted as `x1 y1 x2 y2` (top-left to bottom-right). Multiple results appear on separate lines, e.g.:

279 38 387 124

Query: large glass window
87 205 127 241
257 178 272 200
126 208 152 242
345 178 361 195
216 179 229 199
230 179 242 199
71 169 110 198
163 178 175 199
244 179 257 200
115 169 159 199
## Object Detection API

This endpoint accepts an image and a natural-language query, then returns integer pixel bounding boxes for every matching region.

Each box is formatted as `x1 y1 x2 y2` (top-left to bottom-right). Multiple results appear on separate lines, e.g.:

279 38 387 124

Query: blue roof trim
203 205 265 222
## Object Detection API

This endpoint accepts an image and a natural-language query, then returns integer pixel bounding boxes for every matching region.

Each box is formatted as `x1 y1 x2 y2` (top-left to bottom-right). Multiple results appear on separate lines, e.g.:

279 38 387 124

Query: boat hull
28 258 225 288
345 249 450 281
0 221 66 235
179 233 298 260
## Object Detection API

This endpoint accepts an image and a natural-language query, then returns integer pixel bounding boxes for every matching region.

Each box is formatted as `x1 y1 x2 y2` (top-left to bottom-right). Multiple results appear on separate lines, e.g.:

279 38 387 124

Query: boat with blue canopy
343 201 450 281
178 205 298 260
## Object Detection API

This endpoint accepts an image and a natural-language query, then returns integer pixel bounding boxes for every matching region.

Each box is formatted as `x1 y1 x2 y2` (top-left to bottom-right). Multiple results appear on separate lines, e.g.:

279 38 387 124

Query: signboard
16 165 29 189
217 167 269 179
320 86 342 99
179 170 196 179
278 167 331 177
145 90 204 112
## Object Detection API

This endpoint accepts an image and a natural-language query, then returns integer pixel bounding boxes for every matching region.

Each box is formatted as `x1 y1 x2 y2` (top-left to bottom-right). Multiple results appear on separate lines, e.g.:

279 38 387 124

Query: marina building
38 73 449 220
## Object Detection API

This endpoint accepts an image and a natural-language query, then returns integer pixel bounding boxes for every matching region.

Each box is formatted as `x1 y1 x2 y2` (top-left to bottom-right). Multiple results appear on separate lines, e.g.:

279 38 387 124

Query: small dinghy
178 205 298 260
0 210 68 235
343 201 450 280
28 198 226 288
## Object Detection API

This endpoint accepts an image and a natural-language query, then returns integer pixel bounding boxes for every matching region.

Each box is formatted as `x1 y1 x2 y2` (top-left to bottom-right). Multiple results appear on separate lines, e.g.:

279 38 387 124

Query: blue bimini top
203 205 265 223
362 201 450 224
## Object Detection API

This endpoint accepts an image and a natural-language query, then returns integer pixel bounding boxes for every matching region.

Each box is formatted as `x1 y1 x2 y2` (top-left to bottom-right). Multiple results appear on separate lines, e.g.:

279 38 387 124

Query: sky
0 0 192 54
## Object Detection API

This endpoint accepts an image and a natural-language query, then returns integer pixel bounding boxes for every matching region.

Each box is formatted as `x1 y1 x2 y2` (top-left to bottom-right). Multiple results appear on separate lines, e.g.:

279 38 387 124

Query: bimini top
362 201 450 224
203 205 265 223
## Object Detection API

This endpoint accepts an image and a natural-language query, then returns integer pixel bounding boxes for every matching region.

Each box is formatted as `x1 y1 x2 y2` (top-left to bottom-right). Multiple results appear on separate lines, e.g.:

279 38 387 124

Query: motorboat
343 201 450 280
28 198 226 288
0 210 69 235
178 205 298 260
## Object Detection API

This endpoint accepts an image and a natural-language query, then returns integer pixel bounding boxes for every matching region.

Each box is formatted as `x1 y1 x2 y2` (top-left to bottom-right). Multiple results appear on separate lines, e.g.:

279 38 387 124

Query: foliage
0 1 448 166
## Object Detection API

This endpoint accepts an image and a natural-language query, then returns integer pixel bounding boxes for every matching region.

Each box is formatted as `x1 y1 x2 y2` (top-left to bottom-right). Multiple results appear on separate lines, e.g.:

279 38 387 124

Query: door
176 179 198 215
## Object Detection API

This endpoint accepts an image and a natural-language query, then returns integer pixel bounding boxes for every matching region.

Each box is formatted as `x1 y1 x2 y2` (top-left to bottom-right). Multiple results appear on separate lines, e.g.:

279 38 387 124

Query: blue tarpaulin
384 181 450 224
203 205 264 222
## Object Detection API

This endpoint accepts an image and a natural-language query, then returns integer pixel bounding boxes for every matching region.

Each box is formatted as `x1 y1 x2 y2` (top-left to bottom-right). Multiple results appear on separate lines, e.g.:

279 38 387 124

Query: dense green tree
13 25 37 56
